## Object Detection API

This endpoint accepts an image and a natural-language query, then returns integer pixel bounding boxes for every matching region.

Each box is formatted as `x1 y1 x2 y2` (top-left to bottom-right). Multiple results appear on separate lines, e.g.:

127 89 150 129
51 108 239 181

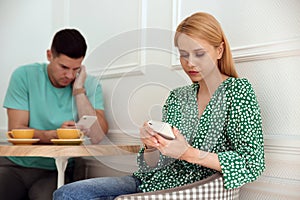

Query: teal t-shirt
3 63 105 170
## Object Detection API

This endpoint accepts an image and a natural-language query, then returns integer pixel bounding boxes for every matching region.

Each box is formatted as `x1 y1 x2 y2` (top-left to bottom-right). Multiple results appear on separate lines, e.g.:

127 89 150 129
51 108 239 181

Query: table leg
55 157 69 188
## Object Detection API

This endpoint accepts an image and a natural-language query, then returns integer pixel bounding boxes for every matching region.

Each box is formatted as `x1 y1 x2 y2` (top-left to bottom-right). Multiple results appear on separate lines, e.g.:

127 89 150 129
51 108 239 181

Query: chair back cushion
116 173 240 200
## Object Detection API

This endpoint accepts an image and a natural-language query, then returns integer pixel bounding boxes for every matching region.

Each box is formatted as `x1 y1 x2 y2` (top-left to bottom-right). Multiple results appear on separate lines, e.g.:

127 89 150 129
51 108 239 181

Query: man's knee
28 171 57 200
0 167 27 199
0 167 22 185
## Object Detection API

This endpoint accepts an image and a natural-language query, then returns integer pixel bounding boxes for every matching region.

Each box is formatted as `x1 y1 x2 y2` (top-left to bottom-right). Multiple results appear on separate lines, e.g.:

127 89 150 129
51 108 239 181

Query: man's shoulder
85 74 101 86
13 63 47 74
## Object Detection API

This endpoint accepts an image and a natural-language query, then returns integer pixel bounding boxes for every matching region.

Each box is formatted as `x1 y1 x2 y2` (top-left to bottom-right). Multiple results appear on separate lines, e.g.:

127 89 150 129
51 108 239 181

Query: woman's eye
195 52 205 57
180 54 189 58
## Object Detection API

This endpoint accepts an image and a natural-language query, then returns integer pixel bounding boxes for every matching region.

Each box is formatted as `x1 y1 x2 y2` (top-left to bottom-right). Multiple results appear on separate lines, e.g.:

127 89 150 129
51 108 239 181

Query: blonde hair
175 12 238 78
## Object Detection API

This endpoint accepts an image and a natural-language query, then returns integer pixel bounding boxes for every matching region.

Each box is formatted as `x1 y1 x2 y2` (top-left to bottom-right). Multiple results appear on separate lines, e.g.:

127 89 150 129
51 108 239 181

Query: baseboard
241 176 300 199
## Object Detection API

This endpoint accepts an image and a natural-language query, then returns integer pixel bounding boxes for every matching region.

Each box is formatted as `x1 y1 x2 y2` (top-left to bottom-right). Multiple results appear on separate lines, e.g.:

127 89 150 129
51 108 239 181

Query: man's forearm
74 93 108 144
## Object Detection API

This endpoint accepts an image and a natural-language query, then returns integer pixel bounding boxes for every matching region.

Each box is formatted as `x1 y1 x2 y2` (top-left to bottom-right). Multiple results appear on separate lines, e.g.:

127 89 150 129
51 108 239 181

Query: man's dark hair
51 29 87 58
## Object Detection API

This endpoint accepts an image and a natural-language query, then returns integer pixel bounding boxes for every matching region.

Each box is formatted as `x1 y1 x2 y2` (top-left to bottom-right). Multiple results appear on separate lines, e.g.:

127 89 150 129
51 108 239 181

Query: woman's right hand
140 122 159 149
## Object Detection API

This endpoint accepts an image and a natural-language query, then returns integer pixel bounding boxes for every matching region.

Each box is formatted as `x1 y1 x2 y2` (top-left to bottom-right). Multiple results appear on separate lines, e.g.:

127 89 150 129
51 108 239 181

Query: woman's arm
180 147 221 171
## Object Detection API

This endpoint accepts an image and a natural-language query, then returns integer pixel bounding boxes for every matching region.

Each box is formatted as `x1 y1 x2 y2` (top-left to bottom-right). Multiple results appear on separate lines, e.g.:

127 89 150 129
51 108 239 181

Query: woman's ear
217 42 224 59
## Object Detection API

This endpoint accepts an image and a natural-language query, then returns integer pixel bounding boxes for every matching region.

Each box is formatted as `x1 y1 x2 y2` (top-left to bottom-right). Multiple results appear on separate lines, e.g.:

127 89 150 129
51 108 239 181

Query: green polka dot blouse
133 77 265 192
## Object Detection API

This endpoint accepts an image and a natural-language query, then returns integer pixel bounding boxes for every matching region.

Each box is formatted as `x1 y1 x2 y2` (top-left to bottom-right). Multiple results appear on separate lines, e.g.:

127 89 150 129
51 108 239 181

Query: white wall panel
0 0 53 132
52 0 145 78
68 0 141 54
236 56 300 136
176 0 300 47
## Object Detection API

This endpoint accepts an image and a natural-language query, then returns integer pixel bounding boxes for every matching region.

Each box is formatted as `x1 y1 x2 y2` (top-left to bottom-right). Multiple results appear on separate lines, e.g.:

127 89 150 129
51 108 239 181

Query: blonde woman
54 12 265 200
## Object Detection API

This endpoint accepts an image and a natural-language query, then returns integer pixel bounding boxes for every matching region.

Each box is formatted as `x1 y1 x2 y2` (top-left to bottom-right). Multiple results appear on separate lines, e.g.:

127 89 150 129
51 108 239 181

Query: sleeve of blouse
136 90 180 171
217 79 266 189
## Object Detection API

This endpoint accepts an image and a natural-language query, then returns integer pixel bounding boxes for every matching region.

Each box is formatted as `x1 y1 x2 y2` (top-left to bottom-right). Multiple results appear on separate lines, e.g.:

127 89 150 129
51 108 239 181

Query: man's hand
60 121 76 129
42 130 58 142
61 120 89 135
73 65 87 89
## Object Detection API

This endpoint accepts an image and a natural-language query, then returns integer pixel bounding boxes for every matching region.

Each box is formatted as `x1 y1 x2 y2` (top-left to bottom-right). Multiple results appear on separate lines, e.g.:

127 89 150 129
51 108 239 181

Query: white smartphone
76 115 97 129
147 120 175 140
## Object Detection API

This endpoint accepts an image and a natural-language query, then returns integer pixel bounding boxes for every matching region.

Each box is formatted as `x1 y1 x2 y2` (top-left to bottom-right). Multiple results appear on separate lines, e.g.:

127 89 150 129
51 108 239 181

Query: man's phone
147 120 175 140
76 115 97 129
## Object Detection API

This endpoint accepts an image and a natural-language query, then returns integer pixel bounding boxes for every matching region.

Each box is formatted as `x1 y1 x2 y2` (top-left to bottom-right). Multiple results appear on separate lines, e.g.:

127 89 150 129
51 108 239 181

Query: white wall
1 0 299 199
0 0 53 129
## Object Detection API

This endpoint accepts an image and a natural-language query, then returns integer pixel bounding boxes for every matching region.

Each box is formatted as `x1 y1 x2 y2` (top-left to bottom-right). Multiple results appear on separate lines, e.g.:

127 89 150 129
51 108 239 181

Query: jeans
53 175 141 200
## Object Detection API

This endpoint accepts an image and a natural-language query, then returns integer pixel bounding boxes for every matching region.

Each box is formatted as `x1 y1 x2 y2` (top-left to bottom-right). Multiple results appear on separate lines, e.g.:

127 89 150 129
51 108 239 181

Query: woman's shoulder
225 77 254 91
164 84 197 103
172 83 198 94
225 77 258 101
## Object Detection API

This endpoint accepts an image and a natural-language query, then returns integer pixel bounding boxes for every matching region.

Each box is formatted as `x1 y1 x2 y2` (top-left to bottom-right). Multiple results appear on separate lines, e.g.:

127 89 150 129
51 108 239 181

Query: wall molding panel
264 135 300 155
89 0 147 79
231 38 300 63
241 178 300 200
88 63 144 80
103 130 141 145
52 0 147 80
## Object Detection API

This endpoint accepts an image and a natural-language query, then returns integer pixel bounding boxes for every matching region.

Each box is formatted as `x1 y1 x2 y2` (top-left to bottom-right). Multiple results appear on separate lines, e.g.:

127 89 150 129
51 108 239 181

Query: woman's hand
155 127 190 159
140 122 159 149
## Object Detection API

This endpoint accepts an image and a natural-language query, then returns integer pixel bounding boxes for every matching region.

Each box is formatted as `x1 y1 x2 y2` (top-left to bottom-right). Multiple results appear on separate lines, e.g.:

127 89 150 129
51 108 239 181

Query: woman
53 12 265 200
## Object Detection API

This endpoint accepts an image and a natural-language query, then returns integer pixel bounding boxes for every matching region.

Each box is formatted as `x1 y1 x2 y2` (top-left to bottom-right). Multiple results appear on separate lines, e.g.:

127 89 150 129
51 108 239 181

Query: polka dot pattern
134 77 265 192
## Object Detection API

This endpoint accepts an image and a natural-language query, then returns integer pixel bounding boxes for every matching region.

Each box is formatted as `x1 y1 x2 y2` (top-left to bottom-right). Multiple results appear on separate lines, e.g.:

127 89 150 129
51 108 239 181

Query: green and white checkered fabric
116 173 239 200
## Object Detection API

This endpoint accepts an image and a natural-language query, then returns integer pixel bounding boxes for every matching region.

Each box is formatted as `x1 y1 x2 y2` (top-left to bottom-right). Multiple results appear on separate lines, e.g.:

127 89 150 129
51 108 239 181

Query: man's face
47 50 84 88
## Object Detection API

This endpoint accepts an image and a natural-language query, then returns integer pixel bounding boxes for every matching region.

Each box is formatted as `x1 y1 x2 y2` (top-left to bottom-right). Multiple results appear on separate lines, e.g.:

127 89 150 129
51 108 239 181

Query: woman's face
177 34 223 83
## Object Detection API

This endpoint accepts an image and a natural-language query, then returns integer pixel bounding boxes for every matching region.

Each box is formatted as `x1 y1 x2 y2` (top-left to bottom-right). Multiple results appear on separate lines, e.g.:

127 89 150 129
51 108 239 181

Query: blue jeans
53 175 141 200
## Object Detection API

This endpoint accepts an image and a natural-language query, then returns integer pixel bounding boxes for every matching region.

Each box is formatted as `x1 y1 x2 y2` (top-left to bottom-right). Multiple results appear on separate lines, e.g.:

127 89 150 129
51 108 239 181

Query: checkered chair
115 172 240 200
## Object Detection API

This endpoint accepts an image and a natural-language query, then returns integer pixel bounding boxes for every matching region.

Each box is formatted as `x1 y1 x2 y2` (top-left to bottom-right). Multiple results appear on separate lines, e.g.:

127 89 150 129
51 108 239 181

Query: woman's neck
198 72 228 97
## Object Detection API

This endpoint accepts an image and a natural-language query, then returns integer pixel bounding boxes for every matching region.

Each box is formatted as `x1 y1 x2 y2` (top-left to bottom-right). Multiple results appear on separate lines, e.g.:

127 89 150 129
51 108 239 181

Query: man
0 29 108 200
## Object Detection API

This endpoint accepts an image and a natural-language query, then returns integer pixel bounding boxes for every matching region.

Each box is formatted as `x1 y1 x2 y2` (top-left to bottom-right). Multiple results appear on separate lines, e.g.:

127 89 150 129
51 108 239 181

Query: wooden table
0 144 141 188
